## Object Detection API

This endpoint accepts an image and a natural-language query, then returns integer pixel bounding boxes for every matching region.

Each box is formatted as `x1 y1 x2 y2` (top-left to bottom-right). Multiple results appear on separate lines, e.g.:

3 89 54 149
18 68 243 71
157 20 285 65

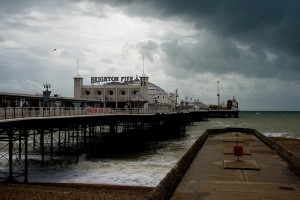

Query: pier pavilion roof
148 82 165 95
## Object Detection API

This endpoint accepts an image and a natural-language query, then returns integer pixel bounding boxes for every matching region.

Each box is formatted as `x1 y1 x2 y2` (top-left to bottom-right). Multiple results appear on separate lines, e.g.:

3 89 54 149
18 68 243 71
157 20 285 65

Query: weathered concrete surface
171 132 300 200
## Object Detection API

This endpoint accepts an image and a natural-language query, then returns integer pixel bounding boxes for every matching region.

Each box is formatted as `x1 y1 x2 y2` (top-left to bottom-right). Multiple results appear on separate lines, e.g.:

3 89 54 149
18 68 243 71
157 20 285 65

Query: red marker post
233 145 243 161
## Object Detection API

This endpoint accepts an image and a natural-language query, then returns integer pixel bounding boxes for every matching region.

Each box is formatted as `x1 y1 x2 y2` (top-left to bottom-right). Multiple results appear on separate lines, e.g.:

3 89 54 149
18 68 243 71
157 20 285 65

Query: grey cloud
101 57 113 64
136 40 159 62
0 0 56 15
0 0 108 18
0 36 4 42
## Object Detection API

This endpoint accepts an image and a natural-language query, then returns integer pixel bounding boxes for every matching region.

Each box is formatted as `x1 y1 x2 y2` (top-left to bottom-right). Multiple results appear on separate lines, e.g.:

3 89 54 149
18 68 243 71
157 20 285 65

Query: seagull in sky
53 48 57 51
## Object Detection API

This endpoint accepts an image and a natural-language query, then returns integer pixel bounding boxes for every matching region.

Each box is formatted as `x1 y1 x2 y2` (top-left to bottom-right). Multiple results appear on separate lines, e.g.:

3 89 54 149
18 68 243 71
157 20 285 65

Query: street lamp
43 83 51 107
43 83 51 91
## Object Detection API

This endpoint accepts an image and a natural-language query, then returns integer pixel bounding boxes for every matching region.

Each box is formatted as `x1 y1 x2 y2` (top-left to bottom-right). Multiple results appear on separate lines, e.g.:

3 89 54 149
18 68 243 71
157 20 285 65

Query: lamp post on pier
43 83 51 107
217 81 220 108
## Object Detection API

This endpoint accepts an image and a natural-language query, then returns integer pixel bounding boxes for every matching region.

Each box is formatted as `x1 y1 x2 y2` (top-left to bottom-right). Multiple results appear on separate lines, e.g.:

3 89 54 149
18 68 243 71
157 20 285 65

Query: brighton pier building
74 73 177 113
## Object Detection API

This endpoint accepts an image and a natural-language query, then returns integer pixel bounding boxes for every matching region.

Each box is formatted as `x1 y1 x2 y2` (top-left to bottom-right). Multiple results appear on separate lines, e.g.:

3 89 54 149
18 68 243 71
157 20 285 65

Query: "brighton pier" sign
91 76 133 84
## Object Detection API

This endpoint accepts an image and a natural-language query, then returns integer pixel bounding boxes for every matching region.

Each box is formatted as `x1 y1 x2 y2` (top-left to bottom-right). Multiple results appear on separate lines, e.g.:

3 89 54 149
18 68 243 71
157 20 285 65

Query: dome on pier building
148 82 165 95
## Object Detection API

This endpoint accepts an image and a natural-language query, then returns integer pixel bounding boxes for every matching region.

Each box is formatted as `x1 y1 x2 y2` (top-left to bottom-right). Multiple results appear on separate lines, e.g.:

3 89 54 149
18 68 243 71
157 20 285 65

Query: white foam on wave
210 120 224 127
26 152 174 187
262 132 293 138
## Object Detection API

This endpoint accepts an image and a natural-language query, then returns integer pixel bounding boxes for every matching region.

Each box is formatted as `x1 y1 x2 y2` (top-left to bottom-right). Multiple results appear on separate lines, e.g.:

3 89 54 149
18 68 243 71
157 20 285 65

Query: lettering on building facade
91 76 134 84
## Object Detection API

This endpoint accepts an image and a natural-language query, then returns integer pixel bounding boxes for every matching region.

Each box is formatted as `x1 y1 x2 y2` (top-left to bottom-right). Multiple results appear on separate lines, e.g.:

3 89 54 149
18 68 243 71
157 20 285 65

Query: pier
0 111 210 183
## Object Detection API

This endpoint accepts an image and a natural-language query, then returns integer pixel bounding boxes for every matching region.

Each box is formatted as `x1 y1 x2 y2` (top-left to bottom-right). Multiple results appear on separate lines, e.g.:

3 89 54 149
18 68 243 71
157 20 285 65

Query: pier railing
0 107 236 120
0 107 85 119
0 107 179 120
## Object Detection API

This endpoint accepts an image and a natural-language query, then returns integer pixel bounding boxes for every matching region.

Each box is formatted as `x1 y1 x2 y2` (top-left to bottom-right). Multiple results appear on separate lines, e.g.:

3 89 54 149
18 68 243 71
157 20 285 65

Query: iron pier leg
72 129 75 144
58 128 61 152
83 125 87 150
76 126 79 163
40 129 45 167
24 128 28 183
8 128 14 182
19 128 22 159
64 128 67 148
33 130 36 150
89 125 94 143
50 128 53 161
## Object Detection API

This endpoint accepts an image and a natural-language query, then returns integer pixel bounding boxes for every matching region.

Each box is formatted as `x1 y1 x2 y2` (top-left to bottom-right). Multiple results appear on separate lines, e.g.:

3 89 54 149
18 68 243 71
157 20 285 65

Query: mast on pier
217 81 220 108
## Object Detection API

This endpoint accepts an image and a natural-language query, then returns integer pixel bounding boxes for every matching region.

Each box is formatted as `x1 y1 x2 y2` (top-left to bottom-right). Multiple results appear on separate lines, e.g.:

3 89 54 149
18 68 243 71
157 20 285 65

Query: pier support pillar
24 128 28 183
40 129 45 167
7 128 14 182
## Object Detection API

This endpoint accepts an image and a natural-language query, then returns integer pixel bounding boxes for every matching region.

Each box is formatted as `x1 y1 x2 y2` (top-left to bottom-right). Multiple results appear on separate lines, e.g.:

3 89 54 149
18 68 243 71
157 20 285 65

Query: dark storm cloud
104 0 300 53
102 0 300 81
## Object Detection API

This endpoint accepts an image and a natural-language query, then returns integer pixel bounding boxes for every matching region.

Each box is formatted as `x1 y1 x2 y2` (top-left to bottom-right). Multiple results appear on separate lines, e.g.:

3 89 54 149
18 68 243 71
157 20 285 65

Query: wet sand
0 137 299 200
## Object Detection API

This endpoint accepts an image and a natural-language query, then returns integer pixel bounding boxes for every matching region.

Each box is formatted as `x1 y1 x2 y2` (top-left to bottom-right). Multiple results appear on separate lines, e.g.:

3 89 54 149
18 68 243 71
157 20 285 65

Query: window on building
108 90 114 96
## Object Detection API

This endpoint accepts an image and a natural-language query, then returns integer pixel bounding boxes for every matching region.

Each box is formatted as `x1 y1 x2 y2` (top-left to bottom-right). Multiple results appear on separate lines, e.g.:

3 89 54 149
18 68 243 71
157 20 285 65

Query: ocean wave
262 132 293 138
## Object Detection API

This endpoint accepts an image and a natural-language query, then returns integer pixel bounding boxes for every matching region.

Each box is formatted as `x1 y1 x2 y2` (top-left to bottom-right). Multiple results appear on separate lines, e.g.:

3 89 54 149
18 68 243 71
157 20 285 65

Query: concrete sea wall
147 130 209 200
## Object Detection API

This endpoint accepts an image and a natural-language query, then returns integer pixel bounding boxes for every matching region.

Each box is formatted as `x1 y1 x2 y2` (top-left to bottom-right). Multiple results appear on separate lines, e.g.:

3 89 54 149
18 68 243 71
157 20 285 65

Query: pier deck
170 132 300 200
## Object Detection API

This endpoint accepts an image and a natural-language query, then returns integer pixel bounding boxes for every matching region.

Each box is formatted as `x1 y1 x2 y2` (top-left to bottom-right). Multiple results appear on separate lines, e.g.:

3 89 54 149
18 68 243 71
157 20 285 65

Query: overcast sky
1 0 300 111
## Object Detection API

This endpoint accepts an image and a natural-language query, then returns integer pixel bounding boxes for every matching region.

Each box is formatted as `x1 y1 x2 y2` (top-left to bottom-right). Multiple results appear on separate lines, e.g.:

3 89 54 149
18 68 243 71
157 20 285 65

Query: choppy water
6 111 300 186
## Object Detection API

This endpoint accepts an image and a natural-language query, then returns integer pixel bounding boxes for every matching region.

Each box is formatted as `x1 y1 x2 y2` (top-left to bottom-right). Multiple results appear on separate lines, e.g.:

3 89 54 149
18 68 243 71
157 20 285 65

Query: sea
5 111 300 186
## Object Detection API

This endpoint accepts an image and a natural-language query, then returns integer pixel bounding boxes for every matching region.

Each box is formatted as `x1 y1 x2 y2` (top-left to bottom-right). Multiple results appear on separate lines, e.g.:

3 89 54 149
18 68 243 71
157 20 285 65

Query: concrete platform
223 138 244 143
223 159 260 170
171 132 300 200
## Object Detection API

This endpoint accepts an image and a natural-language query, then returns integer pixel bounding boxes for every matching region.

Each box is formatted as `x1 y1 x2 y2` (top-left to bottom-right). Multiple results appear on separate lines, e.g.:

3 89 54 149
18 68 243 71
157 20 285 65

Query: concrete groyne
147 127 300 200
